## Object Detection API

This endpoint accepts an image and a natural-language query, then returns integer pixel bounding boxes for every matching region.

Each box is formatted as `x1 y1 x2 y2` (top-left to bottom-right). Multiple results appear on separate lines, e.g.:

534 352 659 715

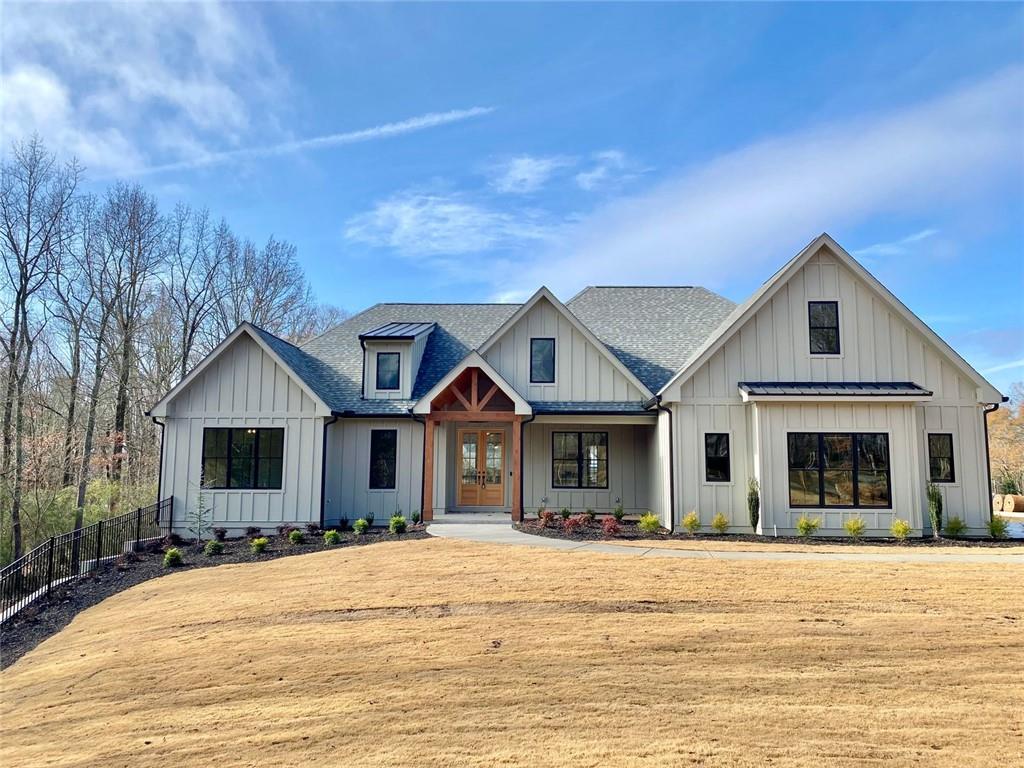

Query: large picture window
530 338 555 384
927 433 955 483
202 428 284 490
704 433 731 482
808 301 840 355
369 429 398 490
552 431 608 489
787 432 890 508
376 352 400 390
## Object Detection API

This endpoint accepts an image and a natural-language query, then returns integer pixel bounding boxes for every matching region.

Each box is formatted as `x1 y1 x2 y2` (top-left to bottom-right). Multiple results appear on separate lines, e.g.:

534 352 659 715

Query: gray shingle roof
566 287 736 392
252 287 735 415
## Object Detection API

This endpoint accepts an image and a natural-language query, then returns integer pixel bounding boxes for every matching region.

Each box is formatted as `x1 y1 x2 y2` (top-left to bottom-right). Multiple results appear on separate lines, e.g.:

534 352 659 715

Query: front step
429 512 512 525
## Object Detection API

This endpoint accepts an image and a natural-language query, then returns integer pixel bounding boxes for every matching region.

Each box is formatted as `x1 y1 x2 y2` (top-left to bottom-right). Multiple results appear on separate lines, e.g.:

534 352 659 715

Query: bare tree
0 137 78 558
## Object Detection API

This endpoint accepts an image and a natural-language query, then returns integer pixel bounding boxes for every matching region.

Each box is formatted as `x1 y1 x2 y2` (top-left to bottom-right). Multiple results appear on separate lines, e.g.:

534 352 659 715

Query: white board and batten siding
322 419 423 526
160 333 324 534
483 296 646 402
662 245 995 533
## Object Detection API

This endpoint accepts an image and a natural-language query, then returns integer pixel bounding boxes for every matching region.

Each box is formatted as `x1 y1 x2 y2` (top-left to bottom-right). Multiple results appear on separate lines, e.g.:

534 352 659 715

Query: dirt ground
1 538 1021 767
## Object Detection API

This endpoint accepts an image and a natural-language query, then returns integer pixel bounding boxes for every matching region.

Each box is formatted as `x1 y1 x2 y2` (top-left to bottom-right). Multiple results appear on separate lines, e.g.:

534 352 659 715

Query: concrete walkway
427 521 1024 564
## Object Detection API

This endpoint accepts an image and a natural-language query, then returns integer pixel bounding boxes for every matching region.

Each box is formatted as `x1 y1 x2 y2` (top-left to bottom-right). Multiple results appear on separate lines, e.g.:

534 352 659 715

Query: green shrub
926 482 943 539
411 510 421 524
288 529 305 545
796 516 821 538
710 513 730 535
560 508 571 520
323 529 342 546
843 517 867 540
943 516 967 537
988 516 1010 540
364 513 375 527
203 540 224 557
389 515 407 534
890 519 912 541
583 509 596 523
250 537 270 554
162 547 183 568
682 510 701 534
637 512 661 534
747 477 760 531
612 504 625 522
353 518 370 535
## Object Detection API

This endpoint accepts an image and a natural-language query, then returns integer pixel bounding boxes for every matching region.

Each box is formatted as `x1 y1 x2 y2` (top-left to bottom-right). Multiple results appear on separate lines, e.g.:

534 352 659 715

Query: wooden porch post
423 417 435 522
511 415 522 522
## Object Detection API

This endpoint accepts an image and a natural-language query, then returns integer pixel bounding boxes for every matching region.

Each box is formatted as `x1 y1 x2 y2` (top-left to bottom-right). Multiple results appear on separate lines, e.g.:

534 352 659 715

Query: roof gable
657 233 1003 404
412 352 532 415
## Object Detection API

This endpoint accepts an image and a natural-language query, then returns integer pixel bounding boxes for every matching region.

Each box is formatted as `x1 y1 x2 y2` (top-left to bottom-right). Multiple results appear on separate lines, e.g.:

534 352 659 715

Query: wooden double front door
458 429 505 506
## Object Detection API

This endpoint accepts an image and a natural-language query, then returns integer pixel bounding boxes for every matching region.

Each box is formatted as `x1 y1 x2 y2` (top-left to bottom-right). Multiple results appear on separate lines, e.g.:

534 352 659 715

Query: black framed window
376 352 400 390
530 338 555 384
369 429 398 490
808 301 840 354
552 431 607 488
787 432 890 508
202 427 283 490
927 433 955 483
704 433 731 482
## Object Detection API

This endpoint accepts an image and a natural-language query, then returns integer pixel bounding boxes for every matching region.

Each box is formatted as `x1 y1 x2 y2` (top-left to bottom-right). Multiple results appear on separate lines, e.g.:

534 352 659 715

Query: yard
1 538 1021 767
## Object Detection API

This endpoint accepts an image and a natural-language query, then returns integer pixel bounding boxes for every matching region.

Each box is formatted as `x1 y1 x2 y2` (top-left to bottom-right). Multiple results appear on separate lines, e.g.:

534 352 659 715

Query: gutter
645 395 675 533
983 397 1008 520
518 413 536 522
319 414 340 529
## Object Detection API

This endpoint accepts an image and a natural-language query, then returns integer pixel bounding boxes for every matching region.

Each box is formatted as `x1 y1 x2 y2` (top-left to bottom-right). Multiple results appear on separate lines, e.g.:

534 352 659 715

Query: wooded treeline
1 137 345 564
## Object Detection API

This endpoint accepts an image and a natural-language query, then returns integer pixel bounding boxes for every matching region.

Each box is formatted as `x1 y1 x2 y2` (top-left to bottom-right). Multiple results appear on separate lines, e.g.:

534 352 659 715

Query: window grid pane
927 433 955 483
369 429 398 490
704 433 730 482
376 352 400 390
530 338 555 383
201 428 283 490
552 431 608 489
808 301 840 354
787 432 889 509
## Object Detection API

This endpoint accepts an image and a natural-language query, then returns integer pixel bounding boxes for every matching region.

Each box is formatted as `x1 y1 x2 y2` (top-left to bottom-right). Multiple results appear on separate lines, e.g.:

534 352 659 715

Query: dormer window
530 338 555 384
376 352 400 390
808 301 840 355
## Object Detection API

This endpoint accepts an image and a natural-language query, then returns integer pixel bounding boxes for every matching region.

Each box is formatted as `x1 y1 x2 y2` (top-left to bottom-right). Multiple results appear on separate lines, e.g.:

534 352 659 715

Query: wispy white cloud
575 149 643 191
488 154 575 194
854 228 940 258
495 67 1023 297
344 192 553 260
984 359 1024 375
135 107 495 176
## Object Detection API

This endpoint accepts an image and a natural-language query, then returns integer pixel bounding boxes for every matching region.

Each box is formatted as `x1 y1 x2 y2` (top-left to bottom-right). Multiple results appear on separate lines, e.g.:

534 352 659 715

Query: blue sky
3 2 1023 391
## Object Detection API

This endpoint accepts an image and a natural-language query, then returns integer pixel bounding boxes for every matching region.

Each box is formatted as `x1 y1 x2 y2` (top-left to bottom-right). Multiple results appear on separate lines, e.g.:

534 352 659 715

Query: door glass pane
461 433 478 485
485 432 503 484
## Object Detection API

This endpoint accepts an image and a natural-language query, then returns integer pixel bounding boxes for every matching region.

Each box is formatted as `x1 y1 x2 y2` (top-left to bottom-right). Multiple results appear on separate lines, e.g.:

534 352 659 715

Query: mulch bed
515 519 1024 548
0 528 429 671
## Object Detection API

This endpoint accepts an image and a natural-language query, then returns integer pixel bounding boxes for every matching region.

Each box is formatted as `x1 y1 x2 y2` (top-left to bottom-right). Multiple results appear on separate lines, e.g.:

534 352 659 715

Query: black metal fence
0 497 172 622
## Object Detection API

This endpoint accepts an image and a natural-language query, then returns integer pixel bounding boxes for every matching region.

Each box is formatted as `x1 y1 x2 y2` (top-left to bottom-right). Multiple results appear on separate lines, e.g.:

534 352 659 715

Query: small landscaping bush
364 513 375 527
162 547 183 568
563 515 585 534
710 513 730 535
560 508 571 520
988 516 1009 540
682 510 700 535
583 509 596 524
353 518 370 535
277 524 296 537
244 526 261 538
747 478 760 531
305 522 320 536
337 517 349 531
288 529 305 545
796 516 821 538
890 519 912 541
389 515 408 534
323 529 342 546
212 527 228 542
250 536 270 554
843 517 867 541
602 517 621 537
613 504 625 522
926 482 943 539
539 510 556 528
637 512 661 534
203 540 224 556
411 510 421 524
943 516 967 538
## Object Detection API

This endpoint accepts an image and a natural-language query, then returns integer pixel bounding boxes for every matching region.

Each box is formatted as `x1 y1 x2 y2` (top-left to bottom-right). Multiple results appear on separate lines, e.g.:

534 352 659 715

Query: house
148 234 1005 537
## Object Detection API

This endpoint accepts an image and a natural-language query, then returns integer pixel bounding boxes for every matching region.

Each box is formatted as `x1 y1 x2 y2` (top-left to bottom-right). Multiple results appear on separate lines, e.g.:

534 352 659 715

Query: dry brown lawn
2 538 1022 767
615 538 1024 556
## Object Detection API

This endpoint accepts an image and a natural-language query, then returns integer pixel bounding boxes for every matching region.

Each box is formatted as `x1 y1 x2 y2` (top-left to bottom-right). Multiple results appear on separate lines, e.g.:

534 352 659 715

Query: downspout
150 416 167 530
518 413 536 522
412 411 427 519
359 339 367 400
646 395 675 533
983 397 1008 521
319 414 340 529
